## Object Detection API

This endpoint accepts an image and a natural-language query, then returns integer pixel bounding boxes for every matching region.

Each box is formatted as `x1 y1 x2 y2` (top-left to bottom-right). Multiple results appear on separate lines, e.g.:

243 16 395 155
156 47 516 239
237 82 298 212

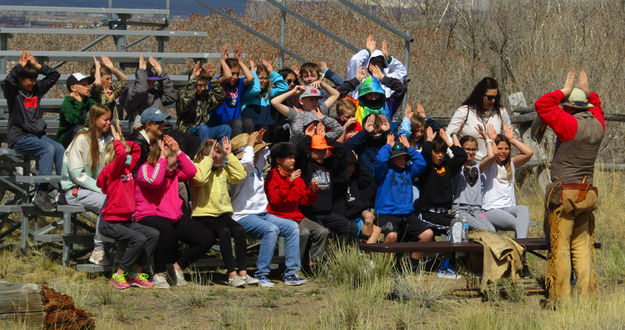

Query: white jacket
230 146 271 220
346 49 407 99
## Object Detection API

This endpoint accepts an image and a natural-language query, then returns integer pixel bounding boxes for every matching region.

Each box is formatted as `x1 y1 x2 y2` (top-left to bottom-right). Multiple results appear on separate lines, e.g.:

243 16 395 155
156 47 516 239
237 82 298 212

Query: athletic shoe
33 190 54 212
152 272 170 289
88 249 112 266
284 274 308 286
241 274 260 285
437 267 462 279
109 273 130 290
127 273 155 288
254 275 275 288
228 275 246 288
174 269 187 286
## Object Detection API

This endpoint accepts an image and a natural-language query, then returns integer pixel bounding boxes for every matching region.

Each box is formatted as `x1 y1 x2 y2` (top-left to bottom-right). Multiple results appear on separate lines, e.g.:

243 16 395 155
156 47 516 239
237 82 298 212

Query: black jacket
1 64 60 146
295 135 348 215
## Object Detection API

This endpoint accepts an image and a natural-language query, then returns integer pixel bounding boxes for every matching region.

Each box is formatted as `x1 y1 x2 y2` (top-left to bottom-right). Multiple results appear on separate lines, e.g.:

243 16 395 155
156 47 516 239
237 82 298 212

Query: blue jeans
13 134 64 177
188 124 231 143
238 213 301 276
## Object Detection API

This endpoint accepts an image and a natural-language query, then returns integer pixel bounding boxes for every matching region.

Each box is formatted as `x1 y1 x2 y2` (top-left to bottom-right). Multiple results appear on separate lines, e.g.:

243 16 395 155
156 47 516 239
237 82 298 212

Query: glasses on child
464 148 478 152
286 79 297 84
484 94 498 101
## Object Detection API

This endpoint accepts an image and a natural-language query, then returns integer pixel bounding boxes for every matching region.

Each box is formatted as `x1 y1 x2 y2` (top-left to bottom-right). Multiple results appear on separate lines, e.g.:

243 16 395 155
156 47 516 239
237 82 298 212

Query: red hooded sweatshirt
264 167 318 222
97 140 141 221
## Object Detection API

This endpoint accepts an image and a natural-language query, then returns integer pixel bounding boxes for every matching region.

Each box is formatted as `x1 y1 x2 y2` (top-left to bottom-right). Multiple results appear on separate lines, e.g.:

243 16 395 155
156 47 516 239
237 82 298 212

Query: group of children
1 34 536 288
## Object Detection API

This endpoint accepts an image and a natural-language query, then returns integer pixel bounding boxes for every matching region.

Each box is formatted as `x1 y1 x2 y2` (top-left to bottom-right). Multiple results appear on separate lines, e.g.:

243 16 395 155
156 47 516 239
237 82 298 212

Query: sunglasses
484 94 499 101
286 79 297 84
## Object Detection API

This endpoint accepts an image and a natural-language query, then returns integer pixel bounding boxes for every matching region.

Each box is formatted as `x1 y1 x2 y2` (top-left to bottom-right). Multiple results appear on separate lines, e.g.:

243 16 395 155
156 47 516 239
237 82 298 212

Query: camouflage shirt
91 80 128 122
175 76 225 132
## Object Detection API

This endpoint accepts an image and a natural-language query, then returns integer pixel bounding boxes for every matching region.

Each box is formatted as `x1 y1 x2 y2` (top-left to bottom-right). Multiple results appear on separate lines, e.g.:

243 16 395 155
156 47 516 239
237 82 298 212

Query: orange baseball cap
310 135 333 150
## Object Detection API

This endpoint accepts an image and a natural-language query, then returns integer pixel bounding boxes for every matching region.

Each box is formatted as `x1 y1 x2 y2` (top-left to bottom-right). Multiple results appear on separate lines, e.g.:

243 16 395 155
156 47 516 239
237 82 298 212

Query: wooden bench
359 238 602 260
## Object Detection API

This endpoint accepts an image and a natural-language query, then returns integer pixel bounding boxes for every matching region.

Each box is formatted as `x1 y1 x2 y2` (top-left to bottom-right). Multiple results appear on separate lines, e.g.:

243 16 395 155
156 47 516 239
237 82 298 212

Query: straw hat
561 88 594 109
231 133 271 160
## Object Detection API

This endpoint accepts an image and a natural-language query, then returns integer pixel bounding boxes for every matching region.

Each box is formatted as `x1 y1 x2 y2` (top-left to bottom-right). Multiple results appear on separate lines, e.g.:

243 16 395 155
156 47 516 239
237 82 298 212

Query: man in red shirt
535 69 604 307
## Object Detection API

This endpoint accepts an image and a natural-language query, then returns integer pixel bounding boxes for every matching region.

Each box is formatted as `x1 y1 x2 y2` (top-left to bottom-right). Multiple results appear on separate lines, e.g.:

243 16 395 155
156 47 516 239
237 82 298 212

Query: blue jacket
373 144 426 215
241 71 288 110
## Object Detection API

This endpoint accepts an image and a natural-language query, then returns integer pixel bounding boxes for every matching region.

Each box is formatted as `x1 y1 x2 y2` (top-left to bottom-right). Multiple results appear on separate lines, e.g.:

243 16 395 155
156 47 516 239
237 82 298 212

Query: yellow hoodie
191 153 247 217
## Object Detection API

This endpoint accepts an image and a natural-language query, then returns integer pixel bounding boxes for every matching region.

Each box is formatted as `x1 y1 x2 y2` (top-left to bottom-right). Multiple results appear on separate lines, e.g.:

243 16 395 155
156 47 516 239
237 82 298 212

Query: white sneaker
88 250 111 266
241 274 260 285
153 273 170 289
174 269 187 286
228 275 246 288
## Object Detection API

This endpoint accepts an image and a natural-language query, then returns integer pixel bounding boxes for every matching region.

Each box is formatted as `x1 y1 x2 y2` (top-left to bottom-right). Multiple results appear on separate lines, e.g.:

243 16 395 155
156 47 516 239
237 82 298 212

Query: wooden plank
0 283 43 320
359 238 601 253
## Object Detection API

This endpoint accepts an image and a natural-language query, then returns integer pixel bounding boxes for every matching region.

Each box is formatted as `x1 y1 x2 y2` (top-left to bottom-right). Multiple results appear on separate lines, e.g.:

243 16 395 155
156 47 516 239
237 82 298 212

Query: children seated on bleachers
374 134 432 260
296 124 359 243
452 128 496 232
96 124 158 290
417 128 467 233
57 72 97 148
90 55 128 121
332 150 381 243
417 128 466 279
230 130 307 287
2 50 62 212
481 124 533 240
207 44 256 137
265 142 327 277
241 59 289 130
344 113 391 176
346 34 407 99
134 135 214 289
176 60 228 142
270 83 342 141
124 54 178 130
191 137 258 287
398 103 443 152
334 97 362 142
127 107 171 175
339 66 406 124
60 104 113 266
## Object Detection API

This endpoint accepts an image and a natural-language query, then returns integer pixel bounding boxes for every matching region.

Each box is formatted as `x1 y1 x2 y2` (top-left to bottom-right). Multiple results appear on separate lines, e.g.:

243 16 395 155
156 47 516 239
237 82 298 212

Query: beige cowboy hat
231 133 272 160
561 88 594 109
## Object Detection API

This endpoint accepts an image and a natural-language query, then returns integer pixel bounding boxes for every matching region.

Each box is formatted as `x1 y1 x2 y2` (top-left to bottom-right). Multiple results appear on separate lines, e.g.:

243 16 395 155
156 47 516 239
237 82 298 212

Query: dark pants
98 220 159 273
298 218 329 271
227 118 254 137
194 215 247 273
307 213 359 243
138 215 215 272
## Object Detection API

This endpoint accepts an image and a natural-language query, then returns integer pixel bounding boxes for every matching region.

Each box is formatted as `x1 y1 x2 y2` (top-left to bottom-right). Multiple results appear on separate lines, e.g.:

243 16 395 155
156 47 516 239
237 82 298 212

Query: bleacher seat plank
359 238 601 254
0 28 207 38
0 51 227 63
0 6 170 15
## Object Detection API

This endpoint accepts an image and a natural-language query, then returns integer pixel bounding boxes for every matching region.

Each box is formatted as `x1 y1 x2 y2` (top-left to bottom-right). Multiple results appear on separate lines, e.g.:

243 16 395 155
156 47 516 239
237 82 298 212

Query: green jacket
176 76 225 132
57 95 99 147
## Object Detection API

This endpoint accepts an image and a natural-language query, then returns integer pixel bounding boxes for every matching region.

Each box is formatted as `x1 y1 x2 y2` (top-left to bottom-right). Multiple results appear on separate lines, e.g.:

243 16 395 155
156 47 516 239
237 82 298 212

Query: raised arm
271 85 305 117
504 124 533 168
235 45 254 86
318 80 339 109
